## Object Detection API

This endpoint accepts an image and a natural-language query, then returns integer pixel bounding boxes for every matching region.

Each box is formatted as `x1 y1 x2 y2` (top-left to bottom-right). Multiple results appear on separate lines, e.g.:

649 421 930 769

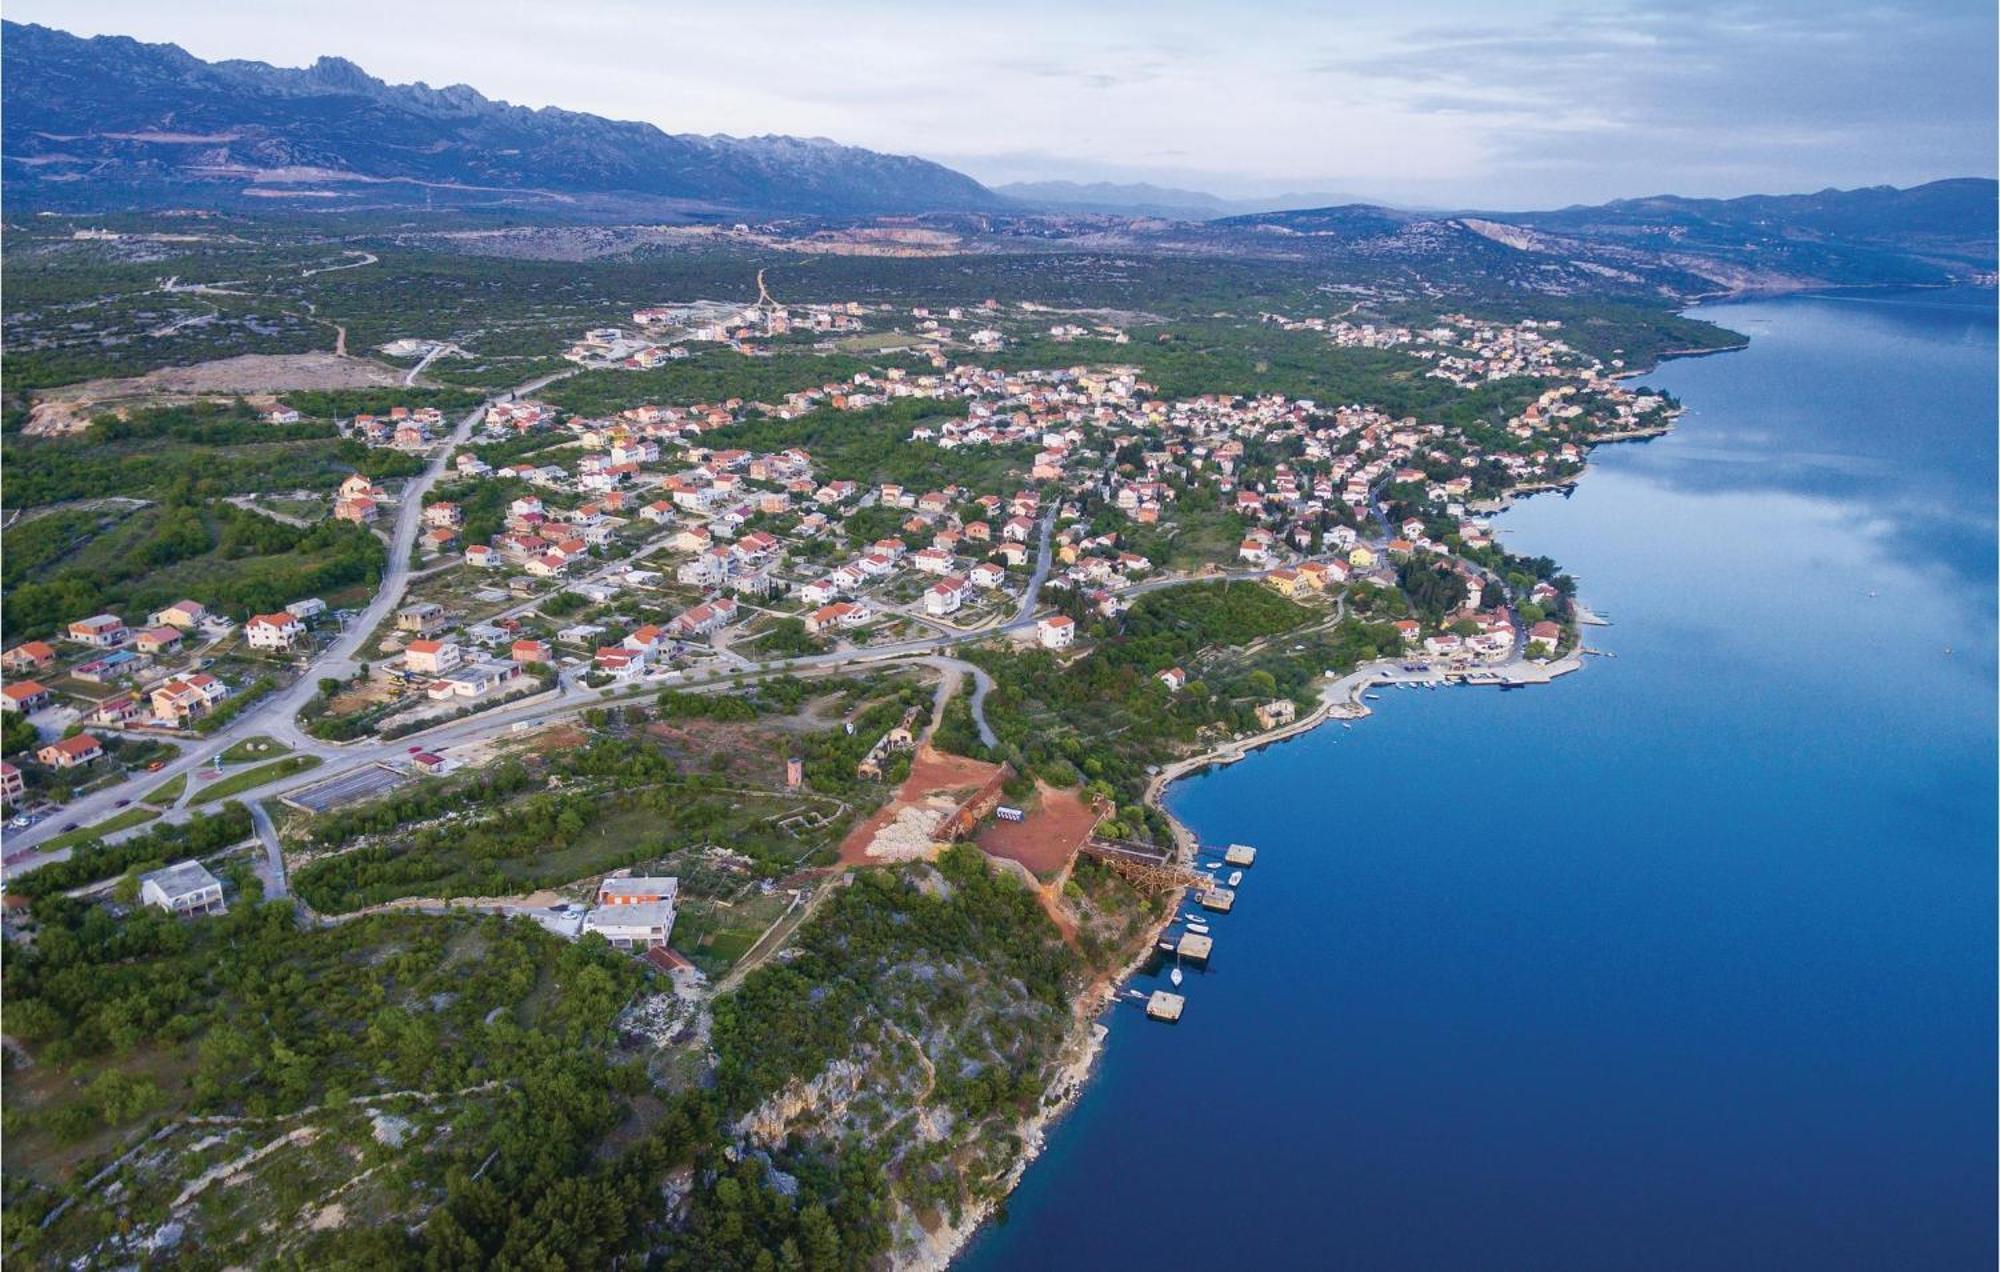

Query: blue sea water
963 288 1997 1271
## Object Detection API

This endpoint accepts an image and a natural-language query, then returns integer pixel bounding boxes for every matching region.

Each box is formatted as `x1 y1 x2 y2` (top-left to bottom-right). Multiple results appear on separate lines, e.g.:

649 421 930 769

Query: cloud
7 0 1993 206
1305 1 1997 203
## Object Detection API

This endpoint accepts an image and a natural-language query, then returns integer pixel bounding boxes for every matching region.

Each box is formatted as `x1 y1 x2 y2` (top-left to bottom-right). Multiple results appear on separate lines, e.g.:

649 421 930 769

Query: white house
1037 615 1076 649
581 899 677 950
926 577 968 616
139 860 226 917
245 612 305 650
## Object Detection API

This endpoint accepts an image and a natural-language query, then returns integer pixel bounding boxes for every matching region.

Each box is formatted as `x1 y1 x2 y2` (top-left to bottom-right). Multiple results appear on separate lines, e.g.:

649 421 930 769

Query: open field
23 352 423 435
977 782 1099 877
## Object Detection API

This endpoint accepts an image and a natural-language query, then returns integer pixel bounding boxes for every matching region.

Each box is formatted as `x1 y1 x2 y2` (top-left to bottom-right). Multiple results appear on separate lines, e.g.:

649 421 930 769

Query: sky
9 0 1996 208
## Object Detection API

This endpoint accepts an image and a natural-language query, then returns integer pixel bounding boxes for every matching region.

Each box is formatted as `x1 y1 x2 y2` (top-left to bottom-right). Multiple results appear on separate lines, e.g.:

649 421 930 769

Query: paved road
961 660 999 748
247 800 288 900
921 655 999 749
2 367 576 862
7 463 1484 879
1017 508 1058 621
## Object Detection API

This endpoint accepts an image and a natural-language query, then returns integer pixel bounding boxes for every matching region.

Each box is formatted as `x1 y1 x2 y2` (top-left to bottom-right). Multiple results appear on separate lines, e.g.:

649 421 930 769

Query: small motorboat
1227 870 1244 887
1187 922 1211 935
1169 967 1184 986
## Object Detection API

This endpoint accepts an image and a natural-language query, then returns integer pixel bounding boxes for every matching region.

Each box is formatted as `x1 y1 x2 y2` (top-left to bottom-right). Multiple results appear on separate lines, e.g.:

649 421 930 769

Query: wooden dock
1175 932 1213 963
1198 887 1236 913
1223 843 1257 867
1081 836 1209 891
1146 991 1185 1022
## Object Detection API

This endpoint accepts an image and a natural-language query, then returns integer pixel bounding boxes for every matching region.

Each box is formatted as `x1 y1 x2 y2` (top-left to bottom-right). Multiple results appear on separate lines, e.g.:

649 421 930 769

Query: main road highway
4 368 575 860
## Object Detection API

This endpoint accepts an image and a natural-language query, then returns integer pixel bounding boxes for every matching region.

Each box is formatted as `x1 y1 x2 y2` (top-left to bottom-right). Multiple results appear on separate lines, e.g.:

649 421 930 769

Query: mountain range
0 21 999 216
4 20 1993 292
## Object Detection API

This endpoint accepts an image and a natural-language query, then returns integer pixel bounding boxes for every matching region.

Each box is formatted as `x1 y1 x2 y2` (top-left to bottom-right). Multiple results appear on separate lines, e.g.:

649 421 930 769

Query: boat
1187 922 1211 935
1228 870 1244 887
1169 967 1184 986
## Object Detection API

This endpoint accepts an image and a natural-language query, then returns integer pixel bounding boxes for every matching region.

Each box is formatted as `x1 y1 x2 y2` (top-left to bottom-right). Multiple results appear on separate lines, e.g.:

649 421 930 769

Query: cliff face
1 21 1003 216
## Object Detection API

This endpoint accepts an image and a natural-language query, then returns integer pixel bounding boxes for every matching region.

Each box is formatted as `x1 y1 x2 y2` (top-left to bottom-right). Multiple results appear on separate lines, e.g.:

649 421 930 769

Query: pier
1198 887 1236 913
1145 991 1185 1022
1223 844 1257 867
1081 836 1210 891
1175 932 1213 964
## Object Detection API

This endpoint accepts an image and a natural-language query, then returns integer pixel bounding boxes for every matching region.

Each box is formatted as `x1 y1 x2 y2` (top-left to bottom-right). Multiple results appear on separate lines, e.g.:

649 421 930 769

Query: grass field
189 755 322 805
219 735 291 763
140 774 187 807
670 889 795 977
32 806 162 853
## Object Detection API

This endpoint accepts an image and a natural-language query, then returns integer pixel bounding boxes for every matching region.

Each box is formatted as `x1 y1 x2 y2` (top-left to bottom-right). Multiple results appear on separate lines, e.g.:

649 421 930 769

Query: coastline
915 643 1590 1270
913 311 1739 1270
909 897 1156 1270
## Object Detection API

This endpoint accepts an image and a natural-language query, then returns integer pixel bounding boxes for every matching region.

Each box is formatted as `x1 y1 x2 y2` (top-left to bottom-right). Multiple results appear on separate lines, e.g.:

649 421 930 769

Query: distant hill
1498 181 1997 251
997 180 1377 219
1217 181 1998 289
0 21 1003 217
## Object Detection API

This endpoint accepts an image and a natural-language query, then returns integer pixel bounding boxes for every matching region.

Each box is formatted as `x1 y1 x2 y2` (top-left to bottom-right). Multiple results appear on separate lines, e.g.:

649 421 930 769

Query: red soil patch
839 745 1007 865
976 783 1099 877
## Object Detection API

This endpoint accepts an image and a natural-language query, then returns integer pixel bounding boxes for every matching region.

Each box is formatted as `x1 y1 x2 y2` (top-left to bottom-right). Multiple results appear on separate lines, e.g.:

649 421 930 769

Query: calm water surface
964 288 1997 1271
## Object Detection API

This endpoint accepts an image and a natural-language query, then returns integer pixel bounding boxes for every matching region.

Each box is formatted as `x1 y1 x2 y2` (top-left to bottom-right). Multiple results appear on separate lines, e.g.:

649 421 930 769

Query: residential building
598 875 679 907
405 639 463 676
149 600 207 630
139 860 226 917
37 733 104 769
2 642 56 673
151 674 228 726
1255 699 1299 730
1 681 52 714
926 577 968 616
581 900 677 950
245 612 304 650
396 603 447 635
1037 615 1077 649
67 614 128 648
134 626 184 656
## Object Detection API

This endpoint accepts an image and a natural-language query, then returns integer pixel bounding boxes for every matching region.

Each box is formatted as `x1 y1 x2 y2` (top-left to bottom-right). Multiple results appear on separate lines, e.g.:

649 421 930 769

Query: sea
962 287 1997 1271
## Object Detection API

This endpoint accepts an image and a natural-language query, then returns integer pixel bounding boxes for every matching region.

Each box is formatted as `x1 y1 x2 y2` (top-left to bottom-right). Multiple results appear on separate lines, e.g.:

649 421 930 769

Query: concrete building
581 899 677 950
245 612 304 650
139 860 227 917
